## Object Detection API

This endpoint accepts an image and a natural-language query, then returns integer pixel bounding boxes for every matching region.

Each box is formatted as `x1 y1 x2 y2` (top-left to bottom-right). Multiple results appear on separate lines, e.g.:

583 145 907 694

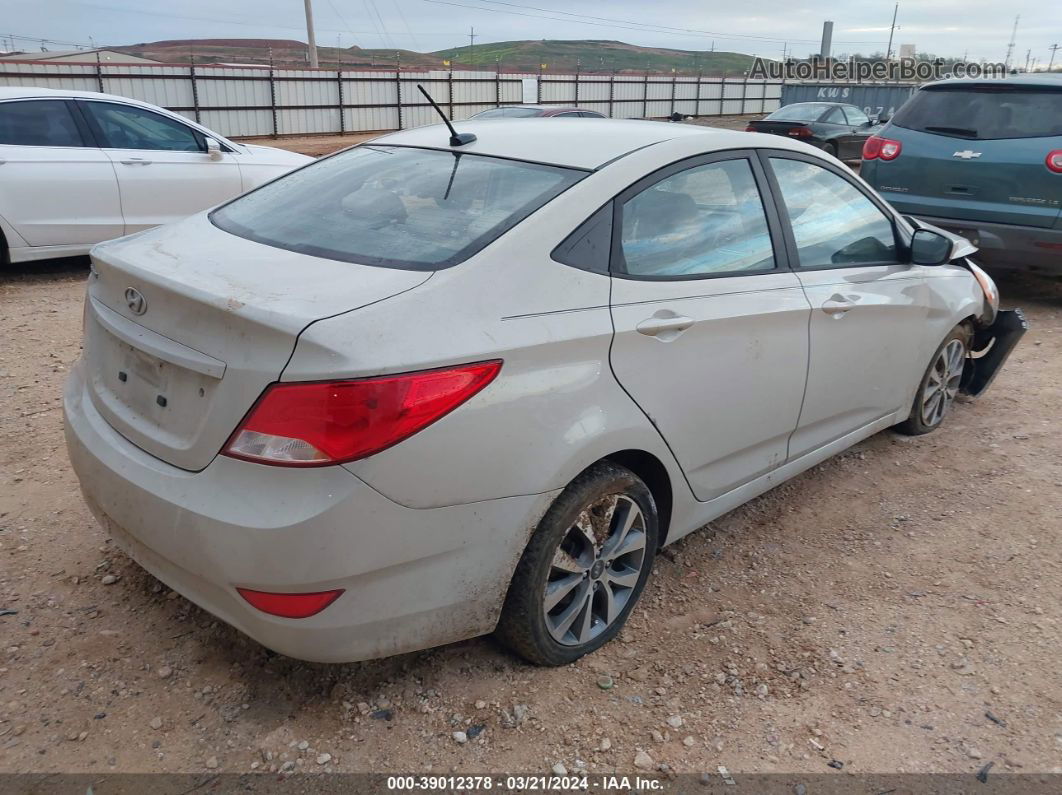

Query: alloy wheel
543 494 647 646
921 339 965 427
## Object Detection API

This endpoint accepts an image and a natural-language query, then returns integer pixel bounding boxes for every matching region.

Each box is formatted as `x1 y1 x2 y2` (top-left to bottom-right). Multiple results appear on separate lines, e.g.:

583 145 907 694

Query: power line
421 0 889 46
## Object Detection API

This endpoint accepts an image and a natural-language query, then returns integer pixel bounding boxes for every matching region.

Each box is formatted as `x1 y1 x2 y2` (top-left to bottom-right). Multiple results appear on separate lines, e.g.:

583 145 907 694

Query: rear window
211 145 585 270
766 104 831 122
891 85 1062 140
472 107 542 119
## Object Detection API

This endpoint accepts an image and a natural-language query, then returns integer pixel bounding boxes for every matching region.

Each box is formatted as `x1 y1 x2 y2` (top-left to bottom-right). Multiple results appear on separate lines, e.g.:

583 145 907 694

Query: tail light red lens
237 587 344 618
744 125 756 132
863 135 902 160
1046 150 1062 173
788 126 814 137
223 360 502 467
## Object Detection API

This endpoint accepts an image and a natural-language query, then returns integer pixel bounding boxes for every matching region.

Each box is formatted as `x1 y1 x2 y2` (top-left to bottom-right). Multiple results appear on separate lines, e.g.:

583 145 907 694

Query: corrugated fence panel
0 62 800 137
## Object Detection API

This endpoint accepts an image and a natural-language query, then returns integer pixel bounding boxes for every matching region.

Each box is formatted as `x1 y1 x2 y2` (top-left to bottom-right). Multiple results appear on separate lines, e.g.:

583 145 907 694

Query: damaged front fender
961 308 1028 397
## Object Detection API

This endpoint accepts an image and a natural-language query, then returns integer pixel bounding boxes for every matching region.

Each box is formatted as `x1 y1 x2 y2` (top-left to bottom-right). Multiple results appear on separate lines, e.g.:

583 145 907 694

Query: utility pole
1004 15 1019 70
1025 48 1031 72
304 0 319 68
467 26 476 67
1049 43 1059 71
820 21 833 59
885 2 899 60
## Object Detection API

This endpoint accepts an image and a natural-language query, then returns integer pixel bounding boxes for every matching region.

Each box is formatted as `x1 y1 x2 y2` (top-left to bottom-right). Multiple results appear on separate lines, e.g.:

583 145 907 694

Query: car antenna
417 84 476 147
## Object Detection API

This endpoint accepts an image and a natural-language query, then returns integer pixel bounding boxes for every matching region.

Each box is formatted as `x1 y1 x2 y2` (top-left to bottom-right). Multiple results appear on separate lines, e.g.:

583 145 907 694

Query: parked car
745 101 882 159
470 105 605 119
64 118 1024 665
860 74 1062 273
0 87 312 265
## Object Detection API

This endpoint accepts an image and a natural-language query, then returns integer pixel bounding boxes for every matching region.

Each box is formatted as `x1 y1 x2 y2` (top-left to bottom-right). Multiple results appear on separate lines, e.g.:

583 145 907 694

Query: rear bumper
63 360 555 662
962 309 1028 397
887 210 1062 274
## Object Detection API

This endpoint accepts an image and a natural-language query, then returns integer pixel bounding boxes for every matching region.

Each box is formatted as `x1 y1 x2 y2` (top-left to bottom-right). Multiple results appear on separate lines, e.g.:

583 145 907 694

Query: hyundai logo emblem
124 287 147 315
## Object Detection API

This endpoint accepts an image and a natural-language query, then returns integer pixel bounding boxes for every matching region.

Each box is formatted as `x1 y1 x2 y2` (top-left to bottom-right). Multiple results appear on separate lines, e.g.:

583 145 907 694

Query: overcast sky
5 0 1061 65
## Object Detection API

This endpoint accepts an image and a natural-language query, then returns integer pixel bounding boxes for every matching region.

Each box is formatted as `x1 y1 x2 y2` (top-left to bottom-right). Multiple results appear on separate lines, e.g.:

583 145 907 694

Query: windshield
472 107 542 118
211 146 585 270
766 104 831 122
891 86 1062 140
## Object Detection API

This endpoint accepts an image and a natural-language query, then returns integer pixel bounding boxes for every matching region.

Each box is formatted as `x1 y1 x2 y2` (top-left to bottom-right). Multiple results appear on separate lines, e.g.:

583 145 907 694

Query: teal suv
861 74 1062 274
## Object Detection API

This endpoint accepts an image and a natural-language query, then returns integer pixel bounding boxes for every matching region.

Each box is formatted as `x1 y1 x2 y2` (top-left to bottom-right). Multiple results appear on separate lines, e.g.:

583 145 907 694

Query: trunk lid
747 120 813 138
84 213 431 471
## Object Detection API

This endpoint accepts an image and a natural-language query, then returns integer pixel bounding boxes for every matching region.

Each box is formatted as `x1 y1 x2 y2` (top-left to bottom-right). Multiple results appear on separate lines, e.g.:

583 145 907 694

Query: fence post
189 55 201 124
574 59 580 107
95 51 104 93
608 70 615 118
495 58 501 108
395 55 403 130
695 69 702 118
741 71 749 115
337 66 345 134
448 68 454 118
670 71 677 117
642 70 648 118
537 64 542 104
268 62 278 138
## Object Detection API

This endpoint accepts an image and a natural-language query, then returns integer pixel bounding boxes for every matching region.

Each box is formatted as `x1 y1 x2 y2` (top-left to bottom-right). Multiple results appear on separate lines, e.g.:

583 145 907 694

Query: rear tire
821 141 838 158
495 461 658 666
895 324 971 435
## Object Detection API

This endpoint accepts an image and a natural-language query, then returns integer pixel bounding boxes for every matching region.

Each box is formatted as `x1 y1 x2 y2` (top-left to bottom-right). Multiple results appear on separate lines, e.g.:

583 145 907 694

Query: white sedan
0 87 311 264
64 117 1025 665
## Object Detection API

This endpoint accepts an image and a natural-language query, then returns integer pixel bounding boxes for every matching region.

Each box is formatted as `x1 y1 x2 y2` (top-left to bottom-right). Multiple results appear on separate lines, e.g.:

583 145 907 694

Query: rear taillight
744 125 756 132
788 126 814 138
223 360 502 467
863 135 902 161
1046 150 1062 173
237 588 344 618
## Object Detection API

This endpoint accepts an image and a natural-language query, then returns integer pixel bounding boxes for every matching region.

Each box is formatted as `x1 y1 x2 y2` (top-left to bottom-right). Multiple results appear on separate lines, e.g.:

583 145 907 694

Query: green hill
116 38 759 75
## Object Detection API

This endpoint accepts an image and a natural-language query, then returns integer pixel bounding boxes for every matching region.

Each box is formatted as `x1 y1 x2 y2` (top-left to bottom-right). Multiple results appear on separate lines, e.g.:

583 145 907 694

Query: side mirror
910 228 952 265
205 138 223 160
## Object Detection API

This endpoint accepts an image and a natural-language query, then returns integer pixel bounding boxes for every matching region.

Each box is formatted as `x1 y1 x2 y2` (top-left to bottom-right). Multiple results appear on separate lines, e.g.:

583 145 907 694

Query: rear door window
844 106 870 126
0 100 86 147
823 107 846 124
617 158 775 277
891 86 1062 140
212 145 585 270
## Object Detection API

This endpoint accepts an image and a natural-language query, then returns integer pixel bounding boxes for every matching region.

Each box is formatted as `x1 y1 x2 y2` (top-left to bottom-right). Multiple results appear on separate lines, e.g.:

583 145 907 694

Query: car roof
921 73 1062 90
372 118 756 170
0 86 160 103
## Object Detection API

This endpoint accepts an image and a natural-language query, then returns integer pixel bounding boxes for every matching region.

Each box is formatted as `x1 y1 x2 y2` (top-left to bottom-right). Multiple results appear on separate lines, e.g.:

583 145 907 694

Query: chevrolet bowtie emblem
953 150 982 159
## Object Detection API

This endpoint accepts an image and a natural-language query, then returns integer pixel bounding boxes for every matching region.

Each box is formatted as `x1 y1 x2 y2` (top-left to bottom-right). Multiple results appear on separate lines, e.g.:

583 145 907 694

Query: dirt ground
1 131 1060 778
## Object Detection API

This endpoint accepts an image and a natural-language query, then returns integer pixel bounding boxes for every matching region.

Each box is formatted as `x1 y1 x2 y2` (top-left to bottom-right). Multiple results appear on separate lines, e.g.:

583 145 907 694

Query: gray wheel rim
921 339 965 427
543 494 647 647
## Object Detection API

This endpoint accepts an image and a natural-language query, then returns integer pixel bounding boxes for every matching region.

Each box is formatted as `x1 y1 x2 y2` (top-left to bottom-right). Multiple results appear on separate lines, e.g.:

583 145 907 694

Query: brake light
237 588 344 618
1046 150 1062 173
744 125 756 132
863 135 901 160
788 126 814 138
223 360 502 466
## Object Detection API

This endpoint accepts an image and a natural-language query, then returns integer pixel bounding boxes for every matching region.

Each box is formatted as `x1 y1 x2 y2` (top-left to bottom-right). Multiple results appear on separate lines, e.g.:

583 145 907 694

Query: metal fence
0 60 783 138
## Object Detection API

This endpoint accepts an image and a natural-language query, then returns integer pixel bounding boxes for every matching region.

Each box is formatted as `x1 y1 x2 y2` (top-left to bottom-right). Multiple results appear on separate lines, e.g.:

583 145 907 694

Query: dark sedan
745 102 882 159
470 105 605 119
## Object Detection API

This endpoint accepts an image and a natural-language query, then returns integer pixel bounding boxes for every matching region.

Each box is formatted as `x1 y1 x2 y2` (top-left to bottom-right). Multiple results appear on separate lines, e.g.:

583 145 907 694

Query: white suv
0 87 311 264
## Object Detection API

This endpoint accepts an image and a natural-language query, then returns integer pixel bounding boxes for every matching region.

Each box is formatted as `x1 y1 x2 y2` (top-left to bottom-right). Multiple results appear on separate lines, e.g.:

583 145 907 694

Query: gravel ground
1 209 1059 776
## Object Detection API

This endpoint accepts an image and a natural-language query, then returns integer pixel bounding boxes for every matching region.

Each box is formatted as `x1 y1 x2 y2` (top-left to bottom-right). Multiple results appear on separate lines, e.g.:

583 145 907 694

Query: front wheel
495 461 659 666
895 324 970 435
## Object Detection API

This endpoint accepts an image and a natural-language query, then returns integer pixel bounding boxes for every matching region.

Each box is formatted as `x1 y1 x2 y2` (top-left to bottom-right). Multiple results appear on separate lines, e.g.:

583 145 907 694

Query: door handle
636 311 695 341
822 294 858 317
119 158 152 165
